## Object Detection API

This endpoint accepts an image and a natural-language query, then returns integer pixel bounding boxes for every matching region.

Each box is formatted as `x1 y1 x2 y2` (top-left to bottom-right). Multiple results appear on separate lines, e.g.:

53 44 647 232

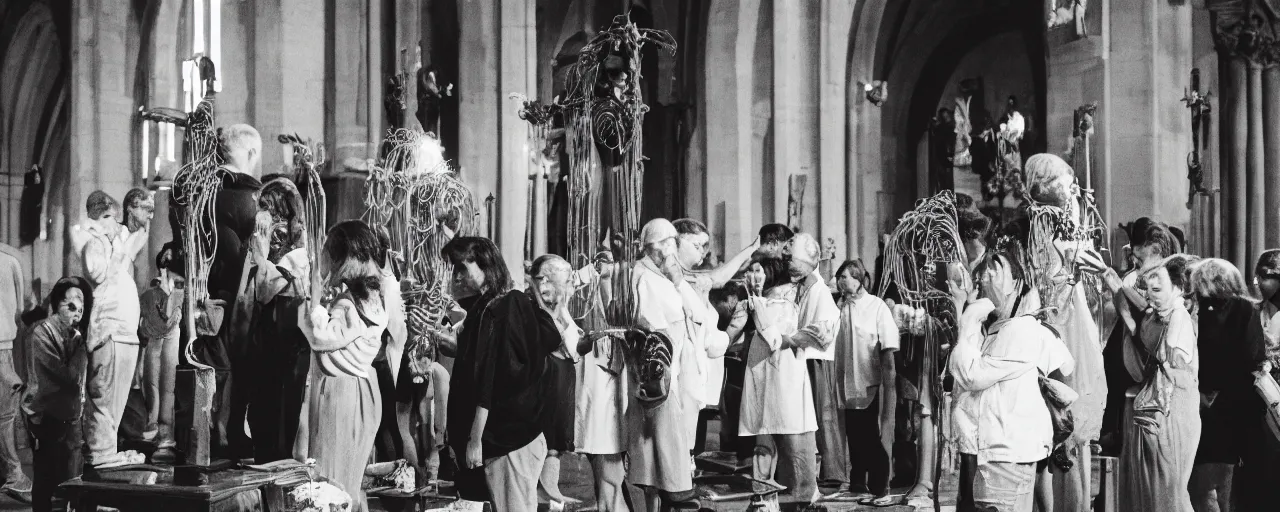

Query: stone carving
1047 0 1089 37
1211 0 1280 65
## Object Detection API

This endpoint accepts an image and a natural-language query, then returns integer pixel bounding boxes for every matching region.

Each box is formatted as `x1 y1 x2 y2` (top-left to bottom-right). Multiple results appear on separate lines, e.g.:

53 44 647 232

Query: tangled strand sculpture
365 129 477 381
279 134 328 309
1019 184 1108 325
171 97 224 370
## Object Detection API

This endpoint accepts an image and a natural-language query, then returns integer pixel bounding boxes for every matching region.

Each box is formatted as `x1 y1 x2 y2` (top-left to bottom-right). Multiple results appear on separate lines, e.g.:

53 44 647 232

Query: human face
54 288 85 328
95 207 120 231
1143 267 1180 312
127 196 155 231
758 241 785 259
743 262 767 293
676 232 710 270
1132 244 1161 269
836 268 863 295
1257 274 1280 301
532 265 569 308
450 260 487 299
976 258 1016 313
645 237 680 277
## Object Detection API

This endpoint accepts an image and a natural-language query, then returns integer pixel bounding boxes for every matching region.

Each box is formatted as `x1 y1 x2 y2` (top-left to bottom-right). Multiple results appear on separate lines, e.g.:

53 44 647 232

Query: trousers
754 432 818 501
846 396 891 495
958 453 1036 512
484 434 547 512
86 341 139 463
142 329 178 436
0 349 26 483
27 418 80 512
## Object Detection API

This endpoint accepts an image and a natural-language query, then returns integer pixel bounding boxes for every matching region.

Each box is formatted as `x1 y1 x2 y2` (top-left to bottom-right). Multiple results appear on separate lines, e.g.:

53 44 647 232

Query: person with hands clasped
950 251 1074 512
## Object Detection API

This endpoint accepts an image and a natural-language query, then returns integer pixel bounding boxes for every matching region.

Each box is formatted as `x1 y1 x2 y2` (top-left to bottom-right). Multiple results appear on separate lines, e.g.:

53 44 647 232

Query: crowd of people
1 121 1279 512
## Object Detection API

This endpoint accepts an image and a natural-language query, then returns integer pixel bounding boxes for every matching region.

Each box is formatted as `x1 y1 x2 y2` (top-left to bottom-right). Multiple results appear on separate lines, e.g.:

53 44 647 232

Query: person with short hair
82 190 147 468
137 248 183 448
756 223 794 259
22 278 92 512
526 255 581 509
788 233 844 495
444 237 561 512
951 251 1075 512
832 258 898 505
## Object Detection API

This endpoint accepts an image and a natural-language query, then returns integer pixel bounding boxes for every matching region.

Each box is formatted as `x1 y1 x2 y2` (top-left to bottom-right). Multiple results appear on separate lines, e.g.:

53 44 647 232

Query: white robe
736 285 817 436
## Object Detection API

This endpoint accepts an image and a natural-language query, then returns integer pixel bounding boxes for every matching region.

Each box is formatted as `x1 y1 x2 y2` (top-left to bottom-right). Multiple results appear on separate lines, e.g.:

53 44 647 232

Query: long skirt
1117 367 1200 512
308 370 381 512
627 386 692 492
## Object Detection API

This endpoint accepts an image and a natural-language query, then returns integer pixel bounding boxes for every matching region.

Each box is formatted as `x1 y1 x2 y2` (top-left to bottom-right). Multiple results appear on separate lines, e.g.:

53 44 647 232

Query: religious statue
1048 0 1089 37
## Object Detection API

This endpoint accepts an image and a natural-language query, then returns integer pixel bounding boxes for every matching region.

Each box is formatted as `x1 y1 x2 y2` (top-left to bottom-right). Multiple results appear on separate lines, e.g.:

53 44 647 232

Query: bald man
628 219 698 512
790 233 851 489
526 255 582 508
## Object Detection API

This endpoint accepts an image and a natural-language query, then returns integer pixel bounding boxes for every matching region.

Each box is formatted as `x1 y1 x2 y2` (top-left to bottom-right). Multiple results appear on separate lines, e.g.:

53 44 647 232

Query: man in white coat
670 219 732 458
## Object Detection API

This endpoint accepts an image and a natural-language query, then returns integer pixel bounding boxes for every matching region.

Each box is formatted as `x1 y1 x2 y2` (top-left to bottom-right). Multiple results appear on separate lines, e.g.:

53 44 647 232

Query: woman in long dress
297 220 390 512
1111 255 1200 512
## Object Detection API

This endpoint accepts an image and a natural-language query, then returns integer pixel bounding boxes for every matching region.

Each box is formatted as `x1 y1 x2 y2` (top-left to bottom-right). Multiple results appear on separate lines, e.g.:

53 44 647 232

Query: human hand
1075 248 1109 274
465 438 484 469
960 298 996 325
744 273 765 296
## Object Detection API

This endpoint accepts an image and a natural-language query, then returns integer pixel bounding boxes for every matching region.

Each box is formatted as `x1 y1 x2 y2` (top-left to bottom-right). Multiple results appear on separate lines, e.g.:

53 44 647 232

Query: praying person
297 220 392 512
726 254 818 503
527 255 580 509
832 259 899 505
444 237 561 512
250 177 311 462
951 251 1074 512
1101 255 1200 512
671 219 732 458
628 219 698 511
82 190 147 468
22 278 92 512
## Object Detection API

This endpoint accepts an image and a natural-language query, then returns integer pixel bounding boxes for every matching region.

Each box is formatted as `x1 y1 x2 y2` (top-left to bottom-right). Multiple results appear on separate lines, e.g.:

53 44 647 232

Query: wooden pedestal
174 366 216 467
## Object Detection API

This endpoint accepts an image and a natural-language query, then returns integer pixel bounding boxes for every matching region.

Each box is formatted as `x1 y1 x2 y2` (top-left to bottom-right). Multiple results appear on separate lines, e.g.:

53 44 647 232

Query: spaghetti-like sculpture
278 134 328 309
513 14 675 332
364 129 476 381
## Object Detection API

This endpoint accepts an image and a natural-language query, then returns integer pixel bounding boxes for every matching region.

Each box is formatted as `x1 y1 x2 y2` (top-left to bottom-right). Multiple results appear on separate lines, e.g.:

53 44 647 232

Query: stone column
457 0 536 280
1209 0 1280 275
71 0 139 216
251 0 327 174
328 0 379 168
818 0 856 259
771 0 818 230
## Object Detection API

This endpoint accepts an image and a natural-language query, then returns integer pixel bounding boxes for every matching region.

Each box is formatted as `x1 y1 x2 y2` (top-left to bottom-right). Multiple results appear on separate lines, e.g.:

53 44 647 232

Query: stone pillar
703 0 763 255
771 0 818 230
71 0 139 217
457 0 536 280
251 0 327 174
1105 0 1193 231
1209 0 1280 275
817 0 856 259
329 0 380 168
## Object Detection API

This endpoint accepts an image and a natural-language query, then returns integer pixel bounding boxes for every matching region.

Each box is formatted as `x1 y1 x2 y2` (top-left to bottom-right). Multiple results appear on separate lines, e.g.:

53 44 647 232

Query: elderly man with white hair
626 218 698 512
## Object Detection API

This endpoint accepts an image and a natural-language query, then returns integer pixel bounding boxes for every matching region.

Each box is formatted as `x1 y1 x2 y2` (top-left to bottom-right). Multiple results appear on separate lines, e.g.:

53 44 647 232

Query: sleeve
1167 309 1197 366
82 237 112 287
726 301 751 344
10 258 22 327
1040 331 1076 377
947 322 1037 392
31 326 77 389
634 274 671 332
793 288 839 351
473 296 553 409
255 261 291 304
878 300 901 351
300 299 362 352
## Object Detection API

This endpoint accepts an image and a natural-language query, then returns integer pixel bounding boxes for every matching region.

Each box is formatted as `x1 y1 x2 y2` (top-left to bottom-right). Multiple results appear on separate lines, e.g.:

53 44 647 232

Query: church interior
1 0 1274 284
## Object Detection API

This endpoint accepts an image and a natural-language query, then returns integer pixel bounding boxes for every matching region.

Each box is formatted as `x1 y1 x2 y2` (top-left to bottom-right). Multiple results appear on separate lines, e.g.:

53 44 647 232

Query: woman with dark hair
442 237 561 512
1101 254 1201 512
1235 250 1280 509
21 277 91 512
1184 259 1263 512
296 220 391 512
250 177 311 462
831 259 899 505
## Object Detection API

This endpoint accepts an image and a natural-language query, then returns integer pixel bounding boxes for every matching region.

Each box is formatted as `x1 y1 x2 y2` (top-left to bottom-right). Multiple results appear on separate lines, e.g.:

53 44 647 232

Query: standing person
951 251 1075 512
1233 250 1280 510
1185 259 1261 512
787 233 841 503
725 254 818 503
250 178 311 462
756 224 793 259
671 219 732 458
571 270 631 512
627 219 698 512
1103 254 1200 512
82 190 148 468
444 237 561 512
296 220 391 512
138 249 182 449
0 242 32 501
22 278 92 512
527 255 581 510
831 259 899 505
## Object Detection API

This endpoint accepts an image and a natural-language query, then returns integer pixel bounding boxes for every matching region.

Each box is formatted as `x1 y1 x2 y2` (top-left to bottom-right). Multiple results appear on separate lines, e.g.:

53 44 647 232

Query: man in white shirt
950 252 1074 512
670 219 733 456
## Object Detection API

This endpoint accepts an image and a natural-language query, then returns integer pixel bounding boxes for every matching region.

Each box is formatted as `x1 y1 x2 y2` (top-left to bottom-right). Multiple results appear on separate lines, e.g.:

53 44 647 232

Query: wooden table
61 466 312 512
